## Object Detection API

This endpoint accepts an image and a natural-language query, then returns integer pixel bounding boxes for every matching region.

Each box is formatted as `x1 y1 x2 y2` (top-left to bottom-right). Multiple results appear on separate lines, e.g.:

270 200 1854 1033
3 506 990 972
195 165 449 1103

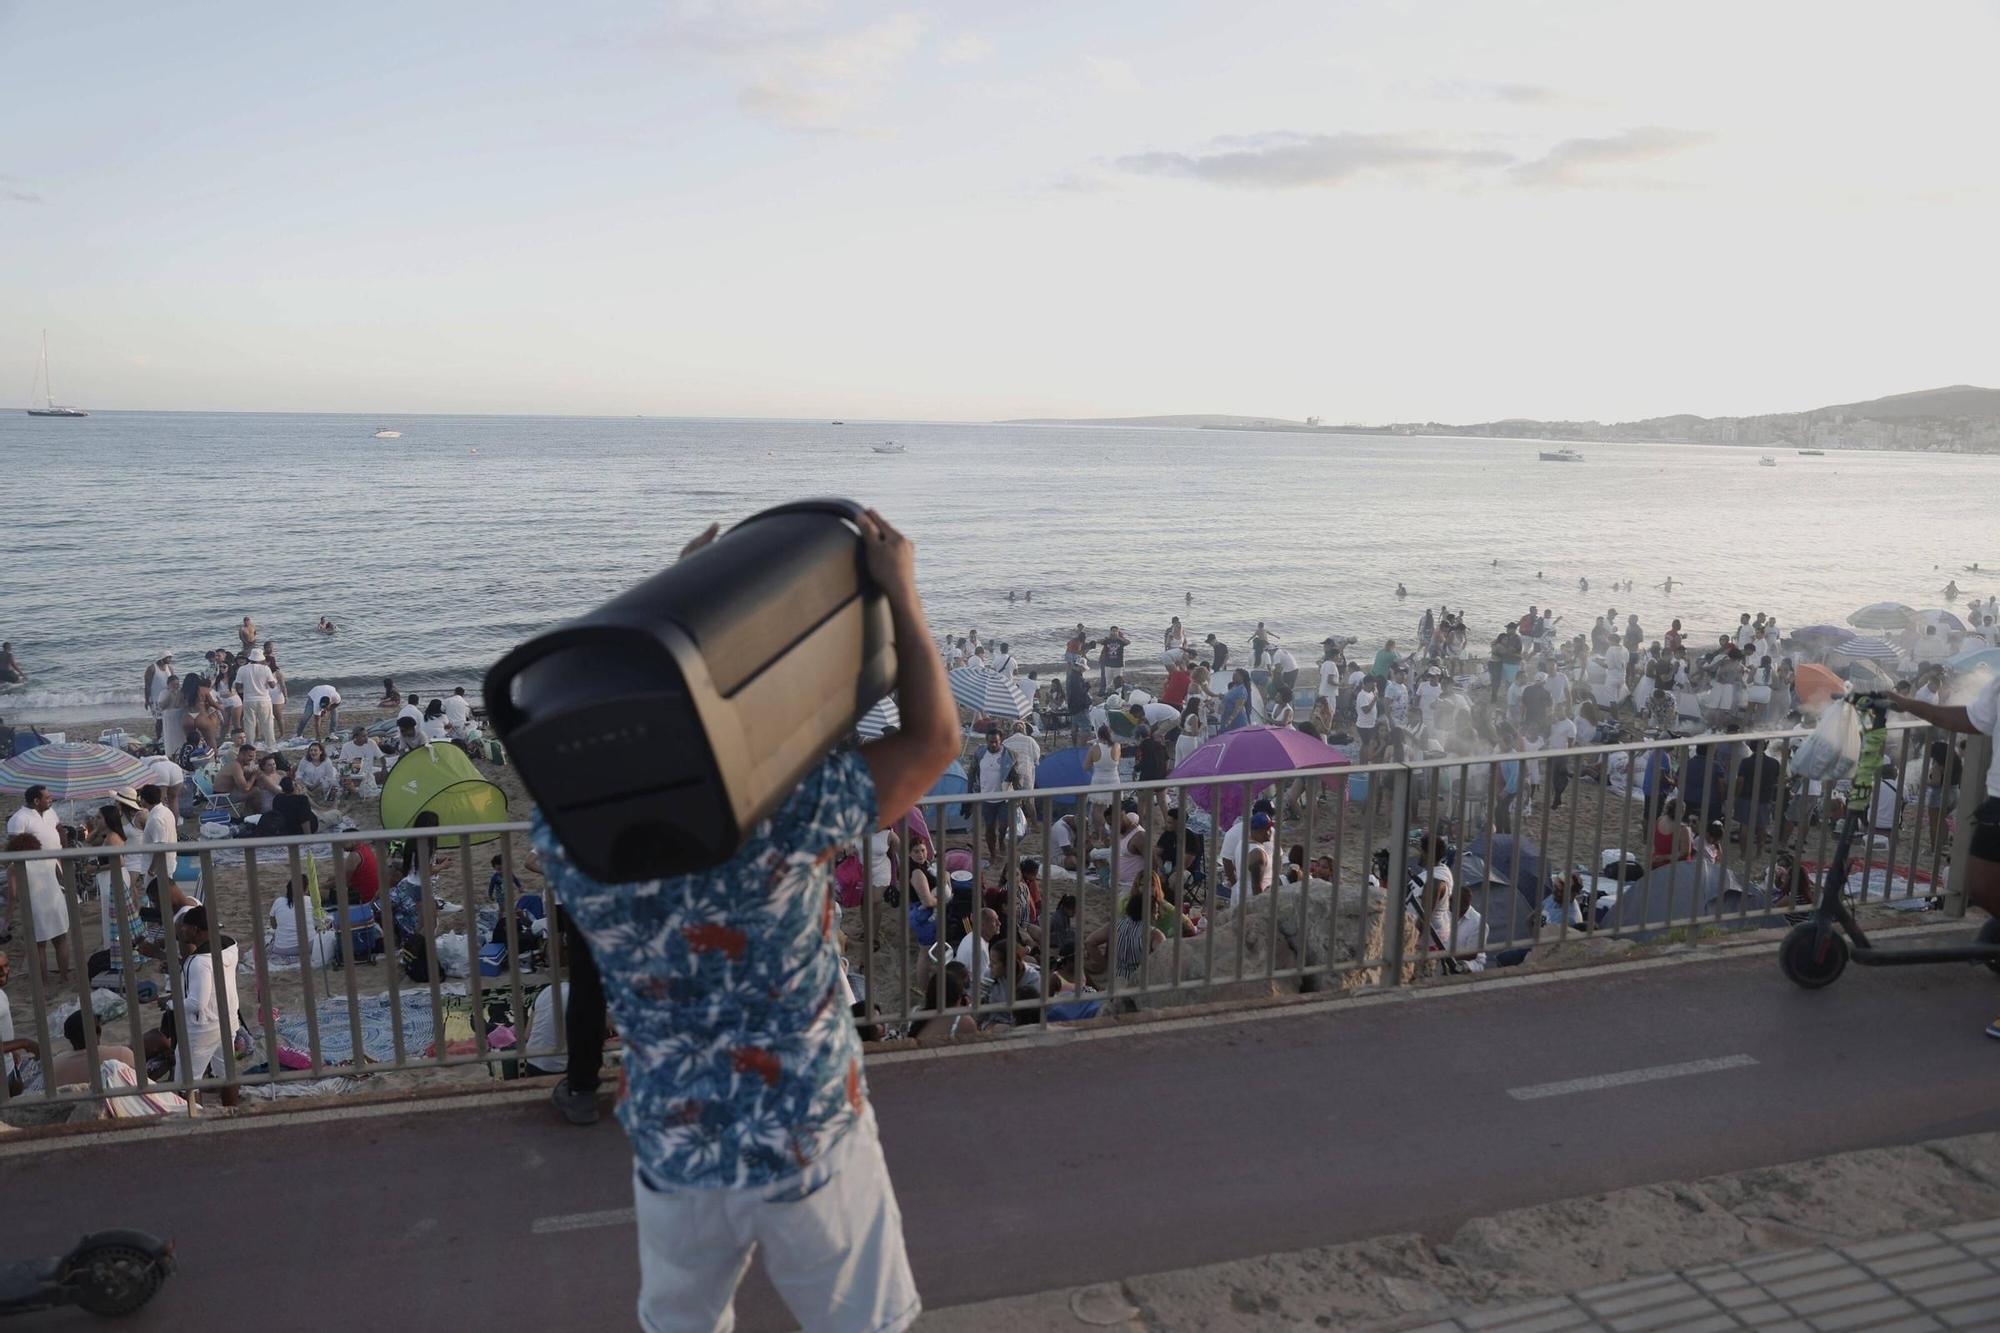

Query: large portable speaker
484 499 898 882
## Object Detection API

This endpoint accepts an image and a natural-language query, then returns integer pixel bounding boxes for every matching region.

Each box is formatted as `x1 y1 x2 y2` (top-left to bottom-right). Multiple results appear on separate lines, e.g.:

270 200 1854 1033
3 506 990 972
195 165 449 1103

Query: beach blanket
272 987 474 1064
1801 860 1939 912
204 840 338 869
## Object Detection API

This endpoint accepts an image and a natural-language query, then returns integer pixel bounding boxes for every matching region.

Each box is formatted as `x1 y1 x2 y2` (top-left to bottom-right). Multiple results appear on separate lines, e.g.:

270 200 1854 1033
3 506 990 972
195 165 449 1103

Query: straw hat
248 646 266 662
112 786 143 813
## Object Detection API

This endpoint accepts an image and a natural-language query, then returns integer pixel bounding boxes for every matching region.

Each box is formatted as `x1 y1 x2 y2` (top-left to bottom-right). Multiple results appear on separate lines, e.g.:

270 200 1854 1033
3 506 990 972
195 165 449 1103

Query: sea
3 411 1994 725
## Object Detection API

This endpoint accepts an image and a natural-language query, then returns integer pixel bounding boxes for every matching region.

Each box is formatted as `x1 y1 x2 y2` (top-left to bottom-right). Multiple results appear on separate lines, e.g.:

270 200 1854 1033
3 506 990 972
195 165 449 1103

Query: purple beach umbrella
1169 726 1349 827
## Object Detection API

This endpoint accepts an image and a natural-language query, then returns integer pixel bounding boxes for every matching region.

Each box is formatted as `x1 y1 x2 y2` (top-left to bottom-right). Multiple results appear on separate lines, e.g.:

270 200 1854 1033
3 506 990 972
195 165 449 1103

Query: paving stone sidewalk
1407 1217 2000 1332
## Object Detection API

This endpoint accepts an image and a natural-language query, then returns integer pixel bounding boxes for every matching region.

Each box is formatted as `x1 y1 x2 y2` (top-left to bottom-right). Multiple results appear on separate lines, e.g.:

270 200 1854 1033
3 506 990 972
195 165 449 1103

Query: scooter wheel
70 1245 165 1316
1979 917 2000 975
1780 922 1848 989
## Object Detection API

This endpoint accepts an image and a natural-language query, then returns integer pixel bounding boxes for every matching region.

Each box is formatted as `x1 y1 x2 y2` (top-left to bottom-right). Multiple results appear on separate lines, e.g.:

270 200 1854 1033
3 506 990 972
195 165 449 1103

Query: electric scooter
0 1231 174 1318
1779 693 2000 987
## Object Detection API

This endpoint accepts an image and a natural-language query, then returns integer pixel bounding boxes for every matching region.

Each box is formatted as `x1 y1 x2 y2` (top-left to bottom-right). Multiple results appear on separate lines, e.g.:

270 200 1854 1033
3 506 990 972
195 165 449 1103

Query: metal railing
1 722 1986 1119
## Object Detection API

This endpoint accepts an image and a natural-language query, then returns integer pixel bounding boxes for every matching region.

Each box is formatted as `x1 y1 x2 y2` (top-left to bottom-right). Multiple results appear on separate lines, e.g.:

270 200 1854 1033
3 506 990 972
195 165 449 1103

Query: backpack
401 934 433 983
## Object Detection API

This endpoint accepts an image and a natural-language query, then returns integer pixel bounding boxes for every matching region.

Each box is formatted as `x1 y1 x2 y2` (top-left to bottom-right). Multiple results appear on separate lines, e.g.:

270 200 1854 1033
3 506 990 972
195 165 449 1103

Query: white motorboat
871 441 905 454
372 428 402 439
1537 447 1584 462
1758 455 1777 467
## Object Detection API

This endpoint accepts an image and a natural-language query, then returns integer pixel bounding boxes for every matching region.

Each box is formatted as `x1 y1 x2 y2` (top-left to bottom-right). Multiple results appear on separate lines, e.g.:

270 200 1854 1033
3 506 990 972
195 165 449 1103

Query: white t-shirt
397 703 424 727
990 653 1015 679
1354 685 1378 730
339 739 385 769
1548 716 1578 751
1001 732 1041 778
307 684 344 714
235 662 276 701
1870 774 1901 831
441 694 471 728
953 931 994 983
1972 677 2000 799
1318 659 1342 697
1383 681 1410 725
422 715 451 742
1271 647 1297 673
1416 680 1441 716
1451 905 1487 972
868 829 895 889
141 804 179 880
977 748 1009 794
6 805 60 850
1052 819 1076 857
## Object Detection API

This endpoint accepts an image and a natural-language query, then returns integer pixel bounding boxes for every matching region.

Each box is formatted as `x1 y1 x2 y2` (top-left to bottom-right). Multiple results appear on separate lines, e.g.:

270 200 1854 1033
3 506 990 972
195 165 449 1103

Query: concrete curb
916 1131 2000 1331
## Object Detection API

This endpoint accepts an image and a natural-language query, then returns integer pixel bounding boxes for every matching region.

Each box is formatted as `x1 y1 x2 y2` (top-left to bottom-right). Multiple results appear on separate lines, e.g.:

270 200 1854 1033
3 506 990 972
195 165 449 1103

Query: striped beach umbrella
947 666 1032 720
1916 609 1966 632
1847 602 1916 631
855 695 900 739
0 741 154 799
1832 636 1902 662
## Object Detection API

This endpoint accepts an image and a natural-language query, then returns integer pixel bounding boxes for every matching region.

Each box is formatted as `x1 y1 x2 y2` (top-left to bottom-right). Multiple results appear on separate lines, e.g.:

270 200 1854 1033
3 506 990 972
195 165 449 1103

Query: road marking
531 1207 634 1235
1507 1054 1758 1101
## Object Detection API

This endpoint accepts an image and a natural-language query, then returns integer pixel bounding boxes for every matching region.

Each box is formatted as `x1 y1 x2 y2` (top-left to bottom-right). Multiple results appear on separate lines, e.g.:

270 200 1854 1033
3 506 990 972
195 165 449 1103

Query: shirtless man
0 641 22 684
214 743 258 801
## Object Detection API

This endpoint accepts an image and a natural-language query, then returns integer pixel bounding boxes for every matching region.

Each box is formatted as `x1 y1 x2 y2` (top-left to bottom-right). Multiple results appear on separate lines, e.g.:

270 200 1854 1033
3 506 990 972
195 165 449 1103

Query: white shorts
632 1107 918 1333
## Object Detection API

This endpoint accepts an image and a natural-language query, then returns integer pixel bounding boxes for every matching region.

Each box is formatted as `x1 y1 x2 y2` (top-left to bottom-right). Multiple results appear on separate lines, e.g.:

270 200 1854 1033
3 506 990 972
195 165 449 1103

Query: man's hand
856 509 917 602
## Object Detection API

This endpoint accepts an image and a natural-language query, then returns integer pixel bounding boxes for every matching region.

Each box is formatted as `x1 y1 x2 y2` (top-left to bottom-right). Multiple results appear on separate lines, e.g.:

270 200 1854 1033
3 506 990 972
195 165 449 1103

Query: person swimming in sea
1944 579 1961 599
1007 590 1017 603
1658 576 1677 593
1185 590 1193 605
316 616 337 634
0 641 23 684
1394 582 1407 599
1536 571 1544 579
1579 576 1590 593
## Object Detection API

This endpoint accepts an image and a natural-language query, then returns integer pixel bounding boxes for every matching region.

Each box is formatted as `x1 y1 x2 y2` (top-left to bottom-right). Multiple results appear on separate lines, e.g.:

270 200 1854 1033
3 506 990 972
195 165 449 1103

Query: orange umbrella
1793 663 1844 709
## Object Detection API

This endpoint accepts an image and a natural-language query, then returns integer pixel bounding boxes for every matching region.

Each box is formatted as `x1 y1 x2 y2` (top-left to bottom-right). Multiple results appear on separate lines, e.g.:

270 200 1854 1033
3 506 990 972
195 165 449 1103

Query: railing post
1944 733 1991 919
1381 764 1413 987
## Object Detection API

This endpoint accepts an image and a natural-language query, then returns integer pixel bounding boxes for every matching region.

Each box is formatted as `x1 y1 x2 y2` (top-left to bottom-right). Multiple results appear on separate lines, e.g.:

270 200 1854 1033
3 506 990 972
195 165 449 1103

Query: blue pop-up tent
1033 747 1091 811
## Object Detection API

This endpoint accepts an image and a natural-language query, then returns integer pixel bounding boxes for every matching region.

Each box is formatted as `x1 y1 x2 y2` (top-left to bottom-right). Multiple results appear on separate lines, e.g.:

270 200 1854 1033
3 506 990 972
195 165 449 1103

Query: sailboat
25 330 88 417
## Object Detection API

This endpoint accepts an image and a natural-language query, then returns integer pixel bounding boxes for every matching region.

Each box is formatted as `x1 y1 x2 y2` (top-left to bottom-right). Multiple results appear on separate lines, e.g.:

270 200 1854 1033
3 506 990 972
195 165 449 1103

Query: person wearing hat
143 652 177 744
234 646 278 747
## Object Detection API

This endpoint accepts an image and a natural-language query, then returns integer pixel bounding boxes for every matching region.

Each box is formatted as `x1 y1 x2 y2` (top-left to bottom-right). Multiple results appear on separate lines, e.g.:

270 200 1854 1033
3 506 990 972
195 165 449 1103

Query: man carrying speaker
530 509 957 1333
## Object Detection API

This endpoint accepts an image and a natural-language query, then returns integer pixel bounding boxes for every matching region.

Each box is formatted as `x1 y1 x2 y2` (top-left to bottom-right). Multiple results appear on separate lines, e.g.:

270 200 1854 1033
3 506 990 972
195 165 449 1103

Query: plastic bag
1793 698 1862 782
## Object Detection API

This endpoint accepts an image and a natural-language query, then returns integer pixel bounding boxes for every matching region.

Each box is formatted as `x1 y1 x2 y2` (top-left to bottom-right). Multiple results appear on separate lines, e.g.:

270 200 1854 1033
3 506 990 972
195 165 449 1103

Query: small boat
830 420 845 425
1797 449 1825 456
24 330 88 417
1758 455 1777 467
1537 447 1584 462
871 441 905 455
372 428 401 439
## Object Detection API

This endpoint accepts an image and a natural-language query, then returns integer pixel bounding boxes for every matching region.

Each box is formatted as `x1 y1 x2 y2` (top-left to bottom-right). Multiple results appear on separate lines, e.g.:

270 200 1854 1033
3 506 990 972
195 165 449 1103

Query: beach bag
834 853 864 909
335 904 383 967
483 738 506 765
910 904 938 948
401 934 434 983
1794 699 1863 783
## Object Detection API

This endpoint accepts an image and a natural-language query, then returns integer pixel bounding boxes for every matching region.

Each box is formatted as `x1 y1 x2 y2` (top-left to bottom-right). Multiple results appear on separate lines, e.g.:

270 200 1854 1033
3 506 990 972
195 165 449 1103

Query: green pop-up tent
380 744 508 842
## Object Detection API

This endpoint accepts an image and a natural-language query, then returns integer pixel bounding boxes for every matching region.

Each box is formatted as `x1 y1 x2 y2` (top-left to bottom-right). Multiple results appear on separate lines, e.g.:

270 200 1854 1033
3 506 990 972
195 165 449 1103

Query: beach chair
192 768 244 823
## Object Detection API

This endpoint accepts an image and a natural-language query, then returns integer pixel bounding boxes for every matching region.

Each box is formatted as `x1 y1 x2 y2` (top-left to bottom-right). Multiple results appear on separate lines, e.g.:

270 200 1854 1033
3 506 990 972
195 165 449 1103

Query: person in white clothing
5 785 61 933
235 647 278 746
170 905 242 1107
128 784 180 887
296 684 345 740
441 687 473 731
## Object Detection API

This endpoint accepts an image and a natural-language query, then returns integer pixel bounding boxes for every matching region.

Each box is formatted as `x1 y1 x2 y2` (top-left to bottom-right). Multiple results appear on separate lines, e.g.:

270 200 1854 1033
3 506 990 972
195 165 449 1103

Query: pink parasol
1168 726 1349 827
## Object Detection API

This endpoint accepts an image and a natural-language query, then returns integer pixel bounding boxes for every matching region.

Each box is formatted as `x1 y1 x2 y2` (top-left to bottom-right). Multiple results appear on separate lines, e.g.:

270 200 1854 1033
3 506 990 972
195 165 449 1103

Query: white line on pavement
1506 1054 1759 1101
531 1207 635 1235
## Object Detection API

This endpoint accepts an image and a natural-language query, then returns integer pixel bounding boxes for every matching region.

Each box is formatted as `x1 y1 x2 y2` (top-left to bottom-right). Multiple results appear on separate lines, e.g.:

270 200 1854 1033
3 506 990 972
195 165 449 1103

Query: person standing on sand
1098 626 1130 692
1205 633 1229 672
234 648 278 746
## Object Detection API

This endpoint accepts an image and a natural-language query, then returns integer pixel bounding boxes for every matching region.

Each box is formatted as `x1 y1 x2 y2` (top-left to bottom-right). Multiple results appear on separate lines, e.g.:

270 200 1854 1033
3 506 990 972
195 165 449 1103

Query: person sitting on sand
245 755 287 816
214 743 257 801
337 725 387 796
391 714 426 755
296 742 340 806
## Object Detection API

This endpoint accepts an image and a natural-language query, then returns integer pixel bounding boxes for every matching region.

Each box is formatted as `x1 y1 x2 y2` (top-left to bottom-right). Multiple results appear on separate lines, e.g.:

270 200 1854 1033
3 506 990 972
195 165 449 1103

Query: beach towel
272 988 469 1064
60 1060 189 1118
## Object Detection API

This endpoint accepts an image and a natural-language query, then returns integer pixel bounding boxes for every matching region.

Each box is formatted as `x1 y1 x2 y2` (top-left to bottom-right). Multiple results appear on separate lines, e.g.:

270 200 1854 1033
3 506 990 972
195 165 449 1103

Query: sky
3 0 1997 423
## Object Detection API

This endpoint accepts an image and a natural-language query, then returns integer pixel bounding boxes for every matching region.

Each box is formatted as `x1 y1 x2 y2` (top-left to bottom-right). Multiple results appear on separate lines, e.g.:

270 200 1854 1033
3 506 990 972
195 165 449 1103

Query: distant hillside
1824 385 2000 419
1003 414 1313 429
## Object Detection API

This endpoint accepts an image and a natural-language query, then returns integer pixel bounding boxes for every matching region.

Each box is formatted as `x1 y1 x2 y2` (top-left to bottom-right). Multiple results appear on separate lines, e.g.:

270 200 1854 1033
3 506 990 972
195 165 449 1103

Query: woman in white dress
1086 724 1122 810
296 742 341 806
8 831 71 983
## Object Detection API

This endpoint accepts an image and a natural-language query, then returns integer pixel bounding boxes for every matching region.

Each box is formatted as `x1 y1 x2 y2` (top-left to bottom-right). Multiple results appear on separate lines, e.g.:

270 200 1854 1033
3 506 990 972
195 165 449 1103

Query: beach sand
3 697 1948 1124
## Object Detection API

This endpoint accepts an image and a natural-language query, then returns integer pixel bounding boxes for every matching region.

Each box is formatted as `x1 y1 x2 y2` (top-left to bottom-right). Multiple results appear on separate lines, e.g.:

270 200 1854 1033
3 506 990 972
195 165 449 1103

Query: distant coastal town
1008 384 2000 455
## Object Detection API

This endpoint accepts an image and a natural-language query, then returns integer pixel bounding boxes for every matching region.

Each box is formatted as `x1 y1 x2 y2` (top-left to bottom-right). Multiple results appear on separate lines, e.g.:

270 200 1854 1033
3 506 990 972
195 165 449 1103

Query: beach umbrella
1945 647 2000 676
1169 726 1349 827
1792 663 1845 709
1837 659 1895 689
0 741 153 800
1790 624 1850 643
1847 602 1916 631
1832 636 1901 662
1916 609 1966 632
855 695 900 739
948 666 1032 720
1465 832 1545 908
1034 747 1092 811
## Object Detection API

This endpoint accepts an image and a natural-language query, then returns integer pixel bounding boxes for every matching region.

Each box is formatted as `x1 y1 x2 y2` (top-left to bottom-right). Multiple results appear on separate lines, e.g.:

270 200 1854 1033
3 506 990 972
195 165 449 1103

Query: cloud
1107 126 1712 191
939 34 992 65
737 12 927 131
1085 55 1142 95
1111 131 1510 189
638 4 928 132
0 174 41 204
1508 126 1714 188
1424 79 1561 104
